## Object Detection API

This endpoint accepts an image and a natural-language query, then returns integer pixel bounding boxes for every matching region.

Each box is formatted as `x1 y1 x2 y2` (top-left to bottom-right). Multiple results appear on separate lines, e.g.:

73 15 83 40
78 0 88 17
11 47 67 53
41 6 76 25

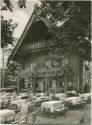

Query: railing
20 40 58 51
19 67 63 78
12 111 38 124
4 110 28 124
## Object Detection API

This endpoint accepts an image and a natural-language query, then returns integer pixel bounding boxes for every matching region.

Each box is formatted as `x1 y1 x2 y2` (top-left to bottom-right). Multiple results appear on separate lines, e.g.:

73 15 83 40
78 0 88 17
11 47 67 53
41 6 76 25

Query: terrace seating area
0 90 91 124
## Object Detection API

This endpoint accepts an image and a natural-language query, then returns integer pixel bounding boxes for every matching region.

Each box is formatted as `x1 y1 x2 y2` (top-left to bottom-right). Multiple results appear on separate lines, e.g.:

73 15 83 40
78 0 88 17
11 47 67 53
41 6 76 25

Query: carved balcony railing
20 40 58 52
19 67 63 78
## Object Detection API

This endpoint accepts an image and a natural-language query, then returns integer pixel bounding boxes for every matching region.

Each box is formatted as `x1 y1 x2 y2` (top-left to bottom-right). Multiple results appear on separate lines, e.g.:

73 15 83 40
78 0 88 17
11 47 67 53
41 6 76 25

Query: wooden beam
45 77 48 93
17 78 20 94
32 77 35 92
64 75 67 93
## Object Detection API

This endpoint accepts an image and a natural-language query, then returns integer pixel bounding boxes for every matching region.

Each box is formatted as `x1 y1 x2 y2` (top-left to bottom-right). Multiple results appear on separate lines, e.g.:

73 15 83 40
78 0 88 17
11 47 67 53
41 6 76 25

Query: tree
18 0 26 8
39 1 91 93
1 0 13 11
1 0 26 87
1 16 17 48
1 0 26 11
8 61 22 80
1 0 27 48
40 1 91 61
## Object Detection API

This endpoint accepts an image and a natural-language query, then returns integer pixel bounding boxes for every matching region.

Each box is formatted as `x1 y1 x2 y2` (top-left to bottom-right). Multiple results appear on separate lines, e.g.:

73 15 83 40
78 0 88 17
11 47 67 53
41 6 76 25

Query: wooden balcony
19 67 63 78
20 40 58 52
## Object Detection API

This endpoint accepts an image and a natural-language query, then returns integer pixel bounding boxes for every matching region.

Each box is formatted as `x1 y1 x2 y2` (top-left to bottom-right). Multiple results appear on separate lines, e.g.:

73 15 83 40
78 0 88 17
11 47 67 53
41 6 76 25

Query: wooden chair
5 114 15 124
14 112 21 121
18 105 29 123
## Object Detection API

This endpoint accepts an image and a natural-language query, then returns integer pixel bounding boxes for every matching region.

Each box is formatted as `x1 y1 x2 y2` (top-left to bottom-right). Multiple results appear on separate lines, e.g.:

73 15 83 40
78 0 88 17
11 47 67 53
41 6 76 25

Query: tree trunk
45 77 48 93
17 78 20 94
2 47 4 88
32 77 35 92
79 58 84 93
64 75 67 92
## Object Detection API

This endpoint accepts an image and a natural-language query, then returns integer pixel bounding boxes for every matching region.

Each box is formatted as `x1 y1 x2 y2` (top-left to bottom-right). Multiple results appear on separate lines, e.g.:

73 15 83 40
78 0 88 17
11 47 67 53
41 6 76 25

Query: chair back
5 114 15 124
14 112 21 121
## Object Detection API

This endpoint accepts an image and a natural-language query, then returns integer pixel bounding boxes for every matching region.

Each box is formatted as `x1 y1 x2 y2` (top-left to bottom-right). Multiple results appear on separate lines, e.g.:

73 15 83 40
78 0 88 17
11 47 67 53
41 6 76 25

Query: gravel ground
26 104 91 124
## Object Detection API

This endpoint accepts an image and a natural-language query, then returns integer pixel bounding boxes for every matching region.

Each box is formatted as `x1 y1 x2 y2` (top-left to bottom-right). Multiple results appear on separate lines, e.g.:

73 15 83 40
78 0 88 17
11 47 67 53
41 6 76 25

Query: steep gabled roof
8 6 51 61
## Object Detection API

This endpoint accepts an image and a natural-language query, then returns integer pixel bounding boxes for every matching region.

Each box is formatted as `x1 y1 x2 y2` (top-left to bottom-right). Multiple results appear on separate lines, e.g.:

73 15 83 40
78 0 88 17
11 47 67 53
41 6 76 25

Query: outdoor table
66 90 76 94
15 96 24 100
66 91 77 97
21 95 30 99
79 93 91 102
15 95 29 100
11 95 16 100
11 99 27 107
41 100 65 113
19 93 27 96
65 97 82 106
0 109 15 124
79 93 91 99
55 93 67 97
54 93 67 101
11 99 32 108
1 93 12 102
1 97 8 103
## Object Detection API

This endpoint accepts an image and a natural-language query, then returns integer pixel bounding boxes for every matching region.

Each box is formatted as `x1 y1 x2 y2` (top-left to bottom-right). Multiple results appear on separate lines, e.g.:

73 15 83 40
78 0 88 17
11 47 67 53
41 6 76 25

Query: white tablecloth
55 93 67 101
11 99 26 106
0 109 15 123
41 101 65 113
15 95 25 100
19 93 27 96
66 90 76 94
79 93 91 101
11 99 31 107
65 97 82 105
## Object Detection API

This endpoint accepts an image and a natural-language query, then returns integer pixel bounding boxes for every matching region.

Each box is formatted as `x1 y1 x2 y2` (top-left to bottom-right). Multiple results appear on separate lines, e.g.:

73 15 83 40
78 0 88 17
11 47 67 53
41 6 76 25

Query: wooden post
78 76 79 92
17 78 20 94
45 77 48 93
32 77 35 92
2 47 4 88
79 58 84 93
32 114 36 125
64 75 67 93
26 115 27 123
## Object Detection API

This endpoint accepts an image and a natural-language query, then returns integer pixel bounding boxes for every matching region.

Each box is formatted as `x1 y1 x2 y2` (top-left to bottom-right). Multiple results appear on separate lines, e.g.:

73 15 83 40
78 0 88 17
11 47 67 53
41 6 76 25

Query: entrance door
35 79 44 92
38 80 44 92
19 78 25 91
52 80 56 88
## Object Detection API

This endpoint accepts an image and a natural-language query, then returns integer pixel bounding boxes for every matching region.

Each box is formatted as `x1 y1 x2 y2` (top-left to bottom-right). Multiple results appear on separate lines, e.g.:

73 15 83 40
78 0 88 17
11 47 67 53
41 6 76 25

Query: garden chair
5 113 15 124
14 112 21 121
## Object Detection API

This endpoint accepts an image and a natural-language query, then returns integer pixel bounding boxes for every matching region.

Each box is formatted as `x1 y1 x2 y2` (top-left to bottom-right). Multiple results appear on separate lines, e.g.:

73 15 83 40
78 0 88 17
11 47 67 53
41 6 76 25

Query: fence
2 110 38 124
12 111 38 124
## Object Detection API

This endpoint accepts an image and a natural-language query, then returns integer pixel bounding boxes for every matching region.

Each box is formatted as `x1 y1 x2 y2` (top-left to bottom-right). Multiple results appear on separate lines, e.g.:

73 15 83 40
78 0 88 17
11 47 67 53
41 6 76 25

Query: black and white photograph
0 0 91 124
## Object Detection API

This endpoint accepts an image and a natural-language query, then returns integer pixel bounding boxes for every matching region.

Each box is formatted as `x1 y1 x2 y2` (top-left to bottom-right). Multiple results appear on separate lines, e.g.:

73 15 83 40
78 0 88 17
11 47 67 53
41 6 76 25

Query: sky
0 0 41 68
2 0 41 38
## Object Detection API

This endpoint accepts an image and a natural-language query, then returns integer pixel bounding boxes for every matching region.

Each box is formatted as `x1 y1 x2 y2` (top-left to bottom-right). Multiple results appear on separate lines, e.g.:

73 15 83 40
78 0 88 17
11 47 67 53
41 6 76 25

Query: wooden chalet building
8 6 90 93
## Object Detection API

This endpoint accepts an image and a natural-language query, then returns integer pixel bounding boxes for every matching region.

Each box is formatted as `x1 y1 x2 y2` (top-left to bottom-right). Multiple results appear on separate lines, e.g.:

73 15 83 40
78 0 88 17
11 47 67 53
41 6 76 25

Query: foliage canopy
40 1 91 61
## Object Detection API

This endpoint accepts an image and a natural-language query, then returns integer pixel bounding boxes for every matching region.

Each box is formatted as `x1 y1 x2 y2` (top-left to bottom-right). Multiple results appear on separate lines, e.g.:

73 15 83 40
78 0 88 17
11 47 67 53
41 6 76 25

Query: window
49 81 52 88
46 60 51 68
37 57 46 68
28 83 30 88
52 60 60 67
31 62 37 69
62 58 68 66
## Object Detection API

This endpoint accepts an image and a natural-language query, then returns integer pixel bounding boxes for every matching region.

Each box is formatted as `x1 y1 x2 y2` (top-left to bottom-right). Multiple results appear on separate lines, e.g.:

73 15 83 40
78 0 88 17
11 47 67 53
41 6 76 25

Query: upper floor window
46 60 52 68
52 59 61 67
31 62 37 69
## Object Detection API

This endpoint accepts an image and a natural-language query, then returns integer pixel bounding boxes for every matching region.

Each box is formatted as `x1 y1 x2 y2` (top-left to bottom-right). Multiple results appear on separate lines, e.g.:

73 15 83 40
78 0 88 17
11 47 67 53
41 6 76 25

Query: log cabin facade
9 6 91 93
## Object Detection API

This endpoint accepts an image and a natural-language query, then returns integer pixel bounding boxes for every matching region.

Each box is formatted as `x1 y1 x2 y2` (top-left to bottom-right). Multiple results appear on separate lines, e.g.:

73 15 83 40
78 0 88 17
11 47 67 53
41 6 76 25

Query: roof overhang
8 7 51 62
